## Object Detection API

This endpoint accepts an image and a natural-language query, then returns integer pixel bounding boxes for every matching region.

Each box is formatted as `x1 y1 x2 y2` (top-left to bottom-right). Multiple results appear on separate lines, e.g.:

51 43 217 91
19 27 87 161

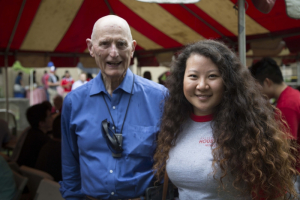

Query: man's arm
59 95 84 200
48 81 60 87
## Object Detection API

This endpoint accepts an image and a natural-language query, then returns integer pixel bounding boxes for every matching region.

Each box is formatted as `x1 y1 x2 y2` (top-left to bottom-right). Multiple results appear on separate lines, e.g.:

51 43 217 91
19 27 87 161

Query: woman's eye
189 75 197 78
209 74 218 78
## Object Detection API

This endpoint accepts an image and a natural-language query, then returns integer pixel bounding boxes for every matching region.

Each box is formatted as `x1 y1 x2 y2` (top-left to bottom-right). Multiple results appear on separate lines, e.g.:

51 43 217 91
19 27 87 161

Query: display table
26 87 47 106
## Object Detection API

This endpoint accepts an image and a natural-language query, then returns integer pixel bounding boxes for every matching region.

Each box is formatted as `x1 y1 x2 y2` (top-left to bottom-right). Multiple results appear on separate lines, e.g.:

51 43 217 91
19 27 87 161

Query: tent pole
4 54 9 123
238 0 246 67
3 0 27 124
30 69 33 105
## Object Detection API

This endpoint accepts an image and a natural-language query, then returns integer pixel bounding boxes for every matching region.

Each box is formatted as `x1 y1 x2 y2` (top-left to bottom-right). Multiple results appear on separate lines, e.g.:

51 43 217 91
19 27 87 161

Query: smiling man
59 15 167 200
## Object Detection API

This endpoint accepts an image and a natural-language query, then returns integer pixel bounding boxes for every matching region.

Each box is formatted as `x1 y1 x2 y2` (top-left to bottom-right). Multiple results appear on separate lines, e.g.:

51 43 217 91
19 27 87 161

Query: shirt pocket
122 125 158 158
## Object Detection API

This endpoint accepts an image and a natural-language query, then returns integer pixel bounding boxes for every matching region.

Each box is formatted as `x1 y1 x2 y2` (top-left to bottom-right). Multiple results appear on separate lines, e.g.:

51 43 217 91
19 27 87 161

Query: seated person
35 115 62 182
17 103 52 168
0 156 16 200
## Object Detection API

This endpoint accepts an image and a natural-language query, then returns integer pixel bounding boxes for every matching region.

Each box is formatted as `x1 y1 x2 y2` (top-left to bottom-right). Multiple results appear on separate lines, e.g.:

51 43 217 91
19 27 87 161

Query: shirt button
110 170 113 173
111 192 114 195
112 106 116 109
112 126 115 130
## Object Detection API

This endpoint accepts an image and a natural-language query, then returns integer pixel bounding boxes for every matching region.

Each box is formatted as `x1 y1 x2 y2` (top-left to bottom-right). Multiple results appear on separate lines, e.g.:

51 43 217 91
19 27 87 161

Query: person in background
86 73 94 82
250 57 300 196
61 70 74 98
51 95 63 118
154 40 298 199
62 70 68 79
15 72 24 87
158 71 170 86
60 15 166 200
0 156 16 200
28 70 37 85
14 72 25 96
42 70 50 100
71 73 87 90
17 103 51 168
143 71 152 80
36 115 62 182
47 66 60 105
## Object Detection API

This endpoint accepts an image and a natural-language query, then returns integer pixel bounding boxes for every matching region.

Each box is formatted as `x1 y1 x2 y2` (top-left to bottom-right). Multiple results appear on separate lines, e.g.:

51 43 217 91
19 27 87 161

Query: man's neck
38 126 48 134
52 138 61 142
274 82 288 99
102 74 125 96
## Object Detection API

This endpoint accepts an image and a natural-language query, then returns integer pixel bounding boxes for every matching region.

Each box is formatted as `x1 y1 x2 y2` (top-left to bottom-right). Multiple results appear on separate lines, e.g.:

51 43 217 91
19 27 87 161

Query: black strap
102 74 135 134
101 119 122 151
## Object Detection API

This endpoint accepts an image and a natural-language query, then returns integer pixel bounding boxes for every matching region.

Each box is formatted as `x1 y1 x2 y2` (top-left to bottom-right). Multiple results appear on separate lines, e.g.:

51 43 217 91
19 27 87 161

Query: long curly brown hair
153 40 298 199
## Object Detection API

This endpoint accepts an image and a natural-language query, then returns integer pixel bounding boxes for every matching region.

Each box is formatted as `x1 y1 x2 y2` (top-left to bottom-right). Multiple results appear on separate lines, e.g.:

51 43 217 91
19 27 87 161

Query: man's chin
102 70 127 80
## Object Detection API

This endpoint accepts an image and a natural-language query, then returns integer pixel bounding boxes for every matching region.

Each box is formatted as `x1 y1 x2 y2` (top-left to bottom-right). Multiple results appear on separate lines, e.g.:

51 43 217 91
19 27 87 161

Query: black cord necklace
101 74 135 157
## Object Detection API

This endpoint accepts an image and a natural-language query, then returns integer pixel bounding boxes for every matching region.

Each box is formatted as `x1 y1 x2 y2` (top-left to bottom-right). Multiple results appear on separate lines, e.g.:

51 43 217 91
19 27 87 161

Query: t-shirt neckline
190 113 213 122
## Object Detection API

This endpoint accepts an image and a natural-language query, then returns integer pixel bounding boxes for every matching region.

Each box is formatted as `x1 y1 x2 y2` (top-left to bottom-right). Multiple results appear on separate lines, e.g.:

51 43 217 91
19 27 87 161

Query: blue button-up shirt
60 69 167 200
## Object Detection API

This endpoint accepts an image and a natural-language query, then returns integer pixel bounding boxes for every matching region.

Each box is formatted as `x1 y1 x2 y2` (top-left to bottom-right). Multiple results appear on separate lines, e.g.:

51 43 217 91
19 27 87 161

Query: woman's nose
196 79 209 90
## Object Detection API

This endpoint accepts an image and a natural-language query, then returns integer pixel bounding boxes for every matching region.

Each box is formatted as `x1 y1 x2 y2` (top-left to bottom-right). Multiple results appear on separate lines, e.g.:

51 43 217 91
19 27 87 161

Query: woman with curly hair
153 40 298 200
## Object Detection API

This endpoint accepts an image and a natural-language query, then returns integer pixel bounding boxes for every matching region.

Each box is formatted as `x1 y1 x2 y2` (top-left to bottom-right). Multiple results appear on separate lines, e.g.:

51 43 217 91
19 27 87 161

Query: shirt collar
190 113 213 122
90 68 135 96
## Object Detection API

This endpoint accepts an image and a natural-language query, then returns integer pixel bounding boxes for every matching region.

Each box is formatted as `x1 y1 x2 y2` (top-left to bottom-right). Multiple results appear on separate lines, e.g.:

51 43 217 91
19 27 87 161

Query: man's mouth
107 61 122 66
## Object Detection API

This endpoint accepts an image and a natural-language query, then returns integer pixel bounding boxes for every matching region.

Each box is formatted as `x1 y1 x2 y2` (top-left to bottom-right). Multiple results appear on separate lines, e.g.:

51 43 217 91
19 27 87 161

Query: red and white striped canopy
0 0 299 67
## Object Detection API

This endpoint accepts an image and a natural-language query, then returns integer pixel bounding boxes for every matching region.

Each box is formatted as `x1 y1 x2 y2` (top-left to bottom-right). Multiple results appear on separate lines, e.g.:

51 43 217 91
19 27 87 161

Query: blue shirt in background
60 69 167 200
15 75 22 85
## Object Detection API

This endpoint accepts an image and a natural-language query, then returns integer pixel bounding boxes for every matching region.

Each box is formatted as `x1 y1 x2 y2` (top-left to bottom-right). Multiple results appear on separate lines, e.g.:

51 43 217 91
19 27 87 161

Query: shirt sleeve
278 107 299 139
59 95 84 200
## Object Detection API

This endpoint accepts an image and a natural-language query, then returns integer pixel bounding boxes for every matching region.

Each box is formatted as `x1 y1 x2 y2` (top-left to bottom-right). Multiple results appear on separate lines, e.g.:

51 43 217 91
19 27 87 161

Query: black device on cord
101 75 135 158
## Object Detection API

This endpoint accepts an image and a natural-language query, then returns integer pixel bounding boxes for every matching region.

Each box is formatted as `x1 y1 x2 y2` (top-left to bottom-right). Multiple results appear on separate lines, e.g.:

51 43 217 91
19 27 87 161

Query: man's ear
86 39 94 57
131 40 137 58
264 78 273 87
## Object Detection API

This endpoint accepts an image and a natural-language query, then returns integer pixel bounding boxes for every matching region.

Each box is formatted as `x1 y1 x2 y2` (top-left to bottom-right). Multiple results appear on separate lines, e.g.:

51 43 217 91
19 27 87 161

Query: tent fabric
0 0 299 68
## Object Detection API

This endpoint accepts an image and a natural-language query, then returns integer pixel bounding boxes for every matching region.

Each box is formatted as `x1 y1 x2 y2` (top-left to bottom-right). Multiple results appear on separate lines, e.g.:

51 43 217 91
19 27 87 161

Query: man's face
40 110 53 131
261 81 274 99
65 73 70 78
87 19 136 80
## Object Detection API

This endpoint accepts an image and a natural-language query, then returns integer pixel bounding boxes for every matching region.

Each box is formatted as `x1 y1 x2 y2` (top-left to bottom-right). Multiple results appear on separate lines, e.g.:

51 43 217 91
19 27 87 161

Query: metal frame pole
238 0 246 67
4 0 27 123
5 55 9 123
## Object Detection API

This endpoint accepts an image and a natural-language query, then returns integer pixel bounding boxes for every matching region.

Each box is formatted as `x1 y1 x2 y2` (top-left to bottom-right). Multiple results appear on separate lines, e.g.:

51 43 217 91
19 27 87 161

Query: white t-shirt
71 80 87 91
166 114 251 200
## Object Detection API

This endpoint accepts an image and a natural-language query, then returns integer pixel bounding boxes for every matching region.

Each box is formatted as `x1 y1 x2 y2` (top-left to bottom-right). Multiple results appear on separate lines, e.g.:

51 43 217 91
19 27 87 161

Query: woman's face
183 54 224 116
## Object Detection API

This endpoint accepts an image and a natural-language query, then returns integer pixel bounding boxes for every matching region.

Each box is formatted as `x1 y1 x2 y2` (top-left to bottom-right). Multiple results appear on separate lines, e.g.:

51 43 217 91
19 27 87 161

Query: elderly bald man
60 15 167 200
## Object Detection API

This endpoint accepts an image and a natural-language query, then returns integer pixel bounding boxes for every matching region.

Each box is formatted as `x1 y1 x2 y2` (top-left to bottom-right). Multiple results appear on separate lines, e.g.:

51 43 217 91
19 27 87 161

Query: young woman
153 40 298 199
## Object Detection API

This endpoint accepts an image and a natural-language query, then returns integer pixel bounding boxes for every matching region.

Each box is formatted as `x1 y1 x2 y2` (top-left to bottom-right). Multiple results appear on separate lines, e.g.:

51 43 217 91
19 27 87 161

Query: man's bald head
91 15 133 42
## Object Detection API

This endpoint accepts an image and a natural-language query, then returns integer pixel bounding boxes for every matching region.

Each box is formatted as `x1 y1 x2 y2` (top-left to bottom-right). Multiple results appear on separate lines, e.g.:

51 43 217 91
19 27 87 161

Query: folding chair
10 127 30 162
19 166 54 198
12 170 28 200
0 109 17 136
34 178 64 200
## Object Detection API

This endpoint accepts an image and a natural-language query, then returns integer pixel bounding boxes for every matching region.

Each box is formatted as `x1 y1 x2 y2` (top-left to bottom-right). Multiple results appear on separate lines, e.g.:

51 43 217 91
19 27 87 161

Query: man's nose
109 44 119 57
